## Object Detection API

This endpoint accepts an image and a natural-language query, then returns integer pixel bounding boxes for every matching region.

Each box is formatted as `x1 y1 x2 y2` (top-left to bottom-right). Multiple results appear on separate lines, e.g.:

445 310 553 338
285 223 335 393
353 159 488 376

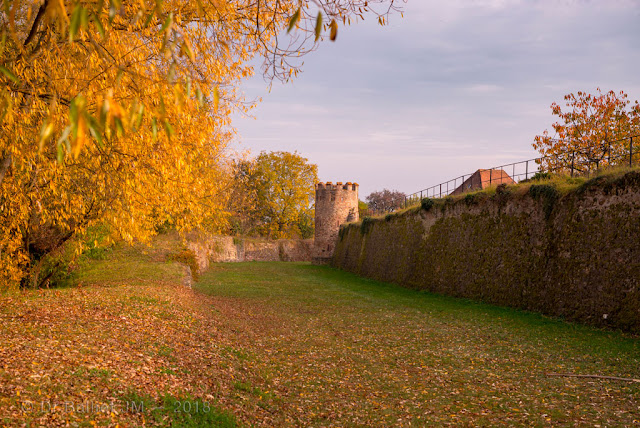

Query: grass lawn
1 240 639 426
197 262 640 426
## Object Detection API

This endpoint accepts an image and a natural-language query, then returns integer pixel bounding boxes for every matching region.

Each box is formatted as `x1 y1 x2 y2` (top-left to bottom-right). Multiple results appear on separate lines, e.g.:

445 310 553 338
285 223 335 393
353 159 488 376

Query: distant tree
227 159 258 236
533 89 640 174
365 189 406 213
231 151 318 239
358 200 369 218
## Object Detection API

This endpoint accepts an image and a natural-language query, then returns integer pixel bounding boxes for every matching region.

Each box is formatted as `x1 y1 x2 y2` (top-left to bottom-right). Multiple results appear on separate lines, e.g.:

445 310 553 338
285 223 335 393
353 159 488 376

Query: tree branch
23 1 48 48
0 153 12 188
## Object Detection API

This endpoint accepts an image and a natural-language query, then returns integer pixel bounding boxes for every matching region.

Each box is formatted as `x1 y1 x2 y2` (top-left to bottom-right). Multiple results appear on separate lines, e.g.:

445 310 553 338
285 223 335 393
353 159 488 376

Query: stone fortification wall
313 182 359 264
333 171 640 332
186 234 313 272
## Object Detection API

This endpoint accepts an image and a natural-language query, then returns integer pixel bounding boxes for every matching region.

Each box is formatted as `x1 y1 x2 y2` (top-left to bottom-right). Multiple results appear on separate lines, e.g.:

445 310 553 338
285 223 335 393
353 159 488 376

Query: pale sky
231 0 640 198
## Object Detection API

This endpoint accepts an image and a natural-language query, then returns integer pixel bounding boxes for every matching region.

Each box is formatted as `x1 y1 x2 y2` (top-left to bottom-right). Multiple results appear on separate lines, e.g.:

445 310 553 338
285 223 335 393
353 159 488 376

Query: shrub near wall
332 171 640 332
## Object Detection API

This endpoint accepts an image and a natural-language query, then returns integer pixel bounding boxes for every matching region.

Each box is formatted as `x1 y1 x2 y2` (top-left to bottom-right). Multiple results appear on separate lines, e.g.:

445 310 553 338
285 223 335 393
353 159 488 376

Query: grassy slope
1 239 639 426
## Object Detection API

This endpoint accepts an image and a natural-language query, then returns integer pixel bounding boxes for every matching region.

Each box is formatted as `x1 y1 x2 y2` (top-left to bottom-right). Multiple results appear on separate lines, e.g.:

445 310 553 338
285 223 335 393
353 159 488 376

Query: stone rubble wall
186 234 313 272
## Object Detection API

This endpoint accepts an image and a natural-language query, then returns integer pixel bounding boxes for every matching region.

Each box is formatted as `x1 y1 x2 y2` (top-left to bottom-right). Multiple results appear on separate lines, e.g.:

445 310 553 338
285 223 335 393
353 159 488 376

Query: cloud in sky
231 0 640 197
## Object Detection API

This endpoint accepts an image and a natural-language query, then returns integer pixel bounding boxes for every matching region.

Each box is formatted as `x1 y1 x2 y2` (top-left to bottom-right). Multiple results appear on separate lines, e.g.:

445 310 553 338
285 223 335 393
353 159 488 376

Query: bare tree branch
0 153 11 188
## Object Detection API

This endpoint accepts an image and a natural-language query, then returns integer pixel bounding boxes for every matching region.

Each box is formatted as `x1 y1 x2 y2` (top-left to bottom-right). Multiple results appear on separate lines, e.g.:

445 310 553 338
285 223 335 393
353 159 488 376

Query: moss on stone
528 184 560 220
332 169 640 332
360 216 375 235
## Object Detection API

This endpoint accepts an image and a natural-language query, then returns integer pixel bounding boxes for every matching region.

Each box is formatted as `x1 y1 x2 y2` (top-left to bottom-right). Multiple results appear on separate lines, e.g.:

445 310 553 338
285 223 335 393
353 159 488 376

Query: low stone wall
186 234 313 272
332 171 640 332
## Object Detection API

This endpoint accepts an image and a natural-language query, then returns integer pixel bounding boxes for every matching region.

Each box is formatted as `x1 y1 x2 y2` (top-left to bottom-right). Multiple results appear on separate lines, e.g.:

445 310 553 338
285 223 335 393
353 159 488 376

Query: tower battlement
313 180 359 265
315 182 359 191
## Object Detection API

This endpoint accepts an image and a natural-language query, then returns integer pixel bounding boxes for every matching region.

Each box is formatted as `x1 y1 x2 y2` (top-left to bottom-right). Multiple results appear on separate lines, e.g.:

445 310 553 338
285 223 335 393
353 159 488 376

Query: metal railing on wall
403 134 639 209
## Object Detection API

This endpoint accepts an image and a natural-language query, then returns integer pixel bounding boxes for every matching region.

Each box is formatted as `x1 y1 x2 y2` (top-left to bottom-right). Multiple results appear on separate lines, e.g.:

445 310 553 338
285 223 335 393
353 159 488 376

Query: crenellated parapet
315 182 359 191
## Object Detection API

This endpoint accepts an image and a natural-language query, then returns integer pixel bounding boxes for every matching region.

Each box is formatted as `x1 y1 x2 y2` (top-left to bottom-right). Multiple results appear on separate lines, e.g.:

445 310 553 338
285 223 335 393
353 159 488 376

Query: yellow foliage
0 0 399 287
230 151 317 239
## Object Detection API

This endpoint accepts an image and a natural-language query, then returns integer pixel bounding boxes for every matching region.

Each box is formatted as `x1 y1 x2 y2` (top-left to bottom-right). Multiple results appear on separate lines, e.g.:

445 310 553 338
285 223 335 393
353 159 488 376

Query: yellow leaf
287 8 300 33
72 116 87 159
314 12 323 42
38 121 54 152
330 19 338 41
214 86 220 110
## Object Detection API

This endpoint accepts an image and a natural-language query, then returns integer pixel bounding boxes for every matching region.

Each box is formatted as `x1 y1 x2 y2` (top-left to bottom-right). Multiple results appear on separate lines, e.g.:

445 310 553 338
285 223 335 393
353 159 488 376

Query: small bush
528 183 559 200
384 213 393 222
167 248 199 281
420 198 434 211
28 223 117 288
530 171 552 181
32 244 78 288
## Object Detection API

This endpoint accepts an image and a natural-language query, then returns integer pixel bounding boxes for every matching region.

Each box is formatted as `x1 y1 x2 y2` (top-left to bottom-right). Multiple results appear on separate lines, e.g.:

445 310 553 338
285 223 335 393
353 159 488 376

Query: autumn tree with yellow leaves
230 151 317 239
533 89 640 174
0 0 401 287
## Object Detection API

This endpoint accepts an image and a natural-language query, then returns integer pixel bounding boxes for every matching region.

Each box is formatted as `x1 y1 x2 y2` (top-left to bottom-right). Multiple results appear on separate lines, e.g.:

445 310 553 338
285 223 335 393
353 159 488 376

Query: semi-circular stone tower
313 181 359 264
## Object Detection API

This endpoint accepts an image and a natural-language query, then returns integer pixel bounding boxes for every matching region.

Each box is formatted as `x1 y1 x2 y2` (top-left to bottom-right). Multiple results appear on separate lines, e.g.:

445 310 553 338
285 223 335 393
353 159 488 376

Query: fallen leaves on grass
2 247 640 427
0 261 252 426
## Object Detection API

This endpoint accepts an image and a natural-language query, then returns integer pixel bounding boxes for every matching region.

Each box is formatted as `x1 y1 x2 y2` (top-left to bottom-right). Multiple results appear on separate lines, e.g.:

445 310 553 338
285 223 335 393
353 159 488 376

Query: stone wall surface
186 234 313 272
332 171 640 331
